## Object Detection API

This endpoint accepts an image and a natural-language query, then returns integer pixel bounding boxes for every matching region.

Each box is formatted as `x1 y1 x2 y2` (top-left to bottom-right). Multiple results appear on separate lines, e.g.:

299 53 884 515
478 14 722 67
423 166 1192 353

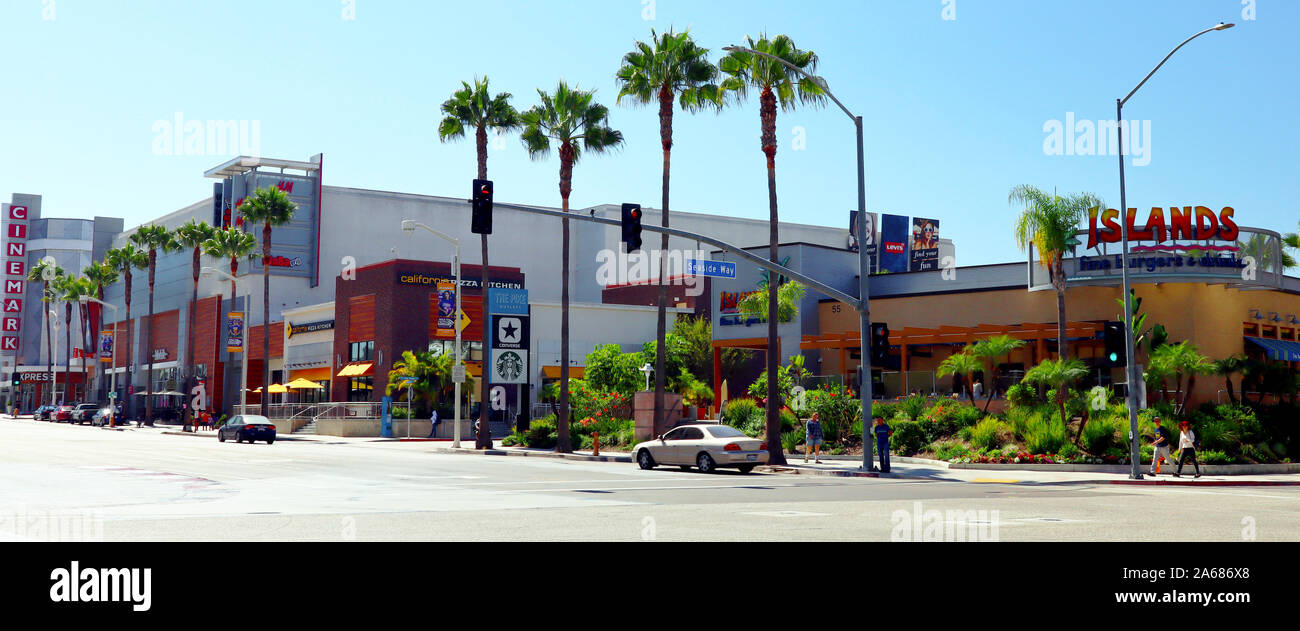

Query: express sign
1087 206 1239 250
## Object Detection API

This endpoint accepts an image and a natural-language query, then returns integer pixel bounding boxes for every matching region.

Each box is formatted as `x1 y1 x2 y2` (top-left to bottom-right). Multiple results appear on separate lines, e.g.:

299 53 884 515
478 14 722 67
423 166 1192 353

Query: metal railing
233 401 409 421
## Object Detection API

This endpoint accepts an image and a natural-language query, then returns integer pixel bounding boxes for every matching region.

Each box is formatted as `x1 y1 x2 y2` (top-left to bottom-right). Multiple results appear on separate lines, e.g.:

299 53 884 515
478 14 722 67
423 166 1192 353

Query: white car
633 423 768 474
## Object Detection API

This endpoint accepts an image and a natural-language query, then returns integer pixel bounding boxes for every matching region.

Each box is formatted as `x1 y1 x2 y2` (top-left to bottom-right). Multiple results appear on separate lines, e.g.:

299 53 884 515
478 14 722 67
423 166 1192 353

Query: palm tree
67 276 97 402
1150 341 1212 414
83 261 119 401
438 76 521 449
53 274 78 402
174 219 218 430
130 225 179 425
1237 232 1296 272
616 27 723 439
1213 354 1248 405
386 350 440 416
1284 221 1299 268
970 335 1028 412
937 349 981 401
202 227 258 413
27 259 62 404
521 81 624 453
720 34 826 466
236 187 298 416
1009 185 1103 360
105 245 148 418
1022 358 1088 440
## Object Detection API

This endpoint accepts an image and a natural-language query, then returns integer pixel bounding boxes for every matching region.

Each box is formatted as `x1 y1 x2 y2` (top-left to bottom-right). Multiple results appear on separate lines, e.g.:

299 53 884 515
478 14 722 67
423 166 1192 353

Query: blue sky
1 0 1295 266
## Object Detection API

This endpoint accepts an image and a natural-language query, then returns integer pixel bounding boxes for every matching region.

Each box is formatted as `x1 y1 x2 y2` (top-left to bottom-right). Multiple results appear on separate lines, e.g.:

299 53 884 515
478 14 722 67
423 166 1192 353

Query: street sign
685 259 737 279
451 364 466 384
396 376 418 385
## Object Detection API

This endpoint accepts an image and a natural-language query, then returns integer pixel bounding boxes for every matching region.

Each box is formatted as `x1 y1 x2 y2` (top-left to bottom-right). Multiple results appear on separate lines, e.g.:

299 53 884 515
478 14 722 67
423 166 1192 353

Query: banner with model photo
849 211 878 272
99 331 114 363
910 217 940 272
879 213 910 273
435 280 457 338
227 312 245 353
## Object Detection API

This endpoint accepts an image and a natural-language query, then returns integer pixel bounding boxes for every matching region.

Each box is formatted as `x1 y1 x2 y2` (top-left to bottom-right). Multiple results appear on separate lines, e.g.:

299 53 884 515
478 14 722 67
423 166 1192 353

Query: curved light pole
49 309 60 407
402 220 464 449
723 44 876 471
81 297 118 423
1117 22 1234 479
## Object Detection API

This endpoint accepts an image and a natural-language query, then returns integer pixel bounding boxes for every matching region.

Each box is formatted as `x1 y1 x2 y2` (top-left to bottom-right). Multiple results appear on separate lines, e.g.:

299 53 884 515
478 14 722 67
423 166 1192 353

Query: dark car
54 404 77 423
72 404 99 424
33 405 57 421
218 415 276 445
91 405 123 427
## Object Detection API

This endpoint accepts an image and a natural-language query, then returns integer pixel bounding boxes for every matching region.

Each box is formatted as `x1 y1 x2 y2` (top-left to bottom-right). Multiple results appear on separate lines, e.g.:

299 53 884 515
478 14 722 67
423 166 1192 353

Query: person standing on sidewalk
804 413 824 464
872 415 893 473
1174 420 1202 478
1149 416 1174 475
428 408 440 439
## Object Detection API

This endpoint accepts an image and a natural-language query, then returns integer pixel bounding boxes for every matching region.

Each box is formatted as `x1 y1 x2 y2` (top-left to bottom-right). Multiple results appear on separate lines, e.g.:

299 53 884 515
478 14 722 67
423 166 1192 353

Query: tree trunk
80 302 89 406
262 222 271 417
63 304 71 403
556 143 575 453
653 84 673 438
476 124 492 450
760 85 786 466
1054 268 1068 360
186 247 200 431
124 273 133 420
44 292 52 407
983 366 997 413
1224 375 1236 404
146 250 156 426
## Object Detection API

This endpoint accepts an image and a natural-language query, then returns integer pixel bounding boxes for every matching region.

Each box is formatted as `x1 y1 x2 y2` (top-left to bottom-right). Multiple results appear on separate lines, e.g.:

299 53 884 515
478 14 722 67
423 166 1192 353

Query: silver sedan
632 423 768 474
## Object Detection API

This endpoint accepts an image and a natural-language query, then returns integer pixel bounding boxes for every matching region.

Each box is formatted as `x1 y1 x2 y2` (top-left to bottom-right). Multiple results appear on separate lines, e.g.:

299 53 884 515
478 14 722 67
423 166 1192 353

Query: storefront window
348 377 373 402
427 340 481 362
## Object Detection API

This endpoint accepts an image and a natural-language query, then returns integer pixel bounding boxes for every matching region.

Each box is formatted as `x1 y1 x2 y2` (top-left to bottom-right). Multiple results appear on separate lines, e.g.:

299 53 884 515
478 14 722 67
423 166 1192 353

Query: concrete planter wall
947 462 1300 476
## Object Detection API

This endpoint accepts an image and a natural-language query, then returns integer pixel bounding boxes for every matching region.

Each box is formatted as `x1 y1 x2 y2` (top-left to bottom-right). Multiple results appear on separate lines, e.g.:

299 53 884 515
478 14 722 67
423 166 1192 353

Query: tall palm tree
720 34 826 466
83 261 119 401
53 274 78 402
1022 358 1088 441
1150 341 1212 414
438 76 521 449
130 225 179 425
174 219 218 430
616 27 723 438
1283 221 1300 269
937 349 981 402
386 350 440 416
970 335 1028 412
27 259 62 405
202 227 259 413
1009 185 1103 360
236 187 297 416
521 81 624 453
1213 354 1248 405
67 276 97 402
1237 232 1296 272
105 245 148 417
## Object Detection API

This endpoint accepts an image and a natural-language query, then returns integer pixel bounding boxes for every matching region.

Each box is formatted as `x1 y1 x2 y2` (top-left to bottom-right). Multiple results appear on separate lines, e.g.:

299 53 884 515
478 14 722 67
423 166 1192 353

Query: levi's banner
436 280 457 338
99 331 114 363
227 312 245 353
879 214 910 273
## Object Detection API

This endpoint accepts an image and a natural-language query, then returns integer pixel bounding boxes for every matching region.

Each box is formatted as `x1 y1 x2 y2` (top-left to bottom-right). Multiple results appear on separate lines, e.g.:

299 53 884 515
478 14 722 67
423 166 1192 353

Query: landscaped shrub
1199 449 1236 465
921 402 983 441
971 417 1014 452
806 385 860 442
722 398 762 429
1023 411 1067 455
782 427 805 454
871 402 900 422
1081 415 1123 455
1057 442 1081 460
899 393 927 421
930 439 971 461
1006 383 1038 408
779 409 797 433
890 420 928 456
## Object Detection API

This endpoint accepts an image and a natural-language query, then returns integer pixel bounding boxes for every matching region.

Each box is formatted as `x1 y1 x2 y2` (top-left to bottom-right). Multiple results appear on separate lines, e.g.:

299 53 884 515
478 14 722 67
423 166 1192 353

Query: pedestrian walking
428 408 440 439
971 380 983 401
872 415 893 473
1173 420 1202 478
804 412 824 464
1149 415 1173 475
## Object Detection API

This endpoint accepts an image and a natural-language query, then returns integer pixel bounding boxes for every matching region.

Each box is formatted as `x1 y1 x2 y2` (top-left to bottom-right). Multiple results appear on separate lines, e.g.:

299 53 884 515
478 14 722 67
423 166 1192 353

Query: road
2 417 1298 541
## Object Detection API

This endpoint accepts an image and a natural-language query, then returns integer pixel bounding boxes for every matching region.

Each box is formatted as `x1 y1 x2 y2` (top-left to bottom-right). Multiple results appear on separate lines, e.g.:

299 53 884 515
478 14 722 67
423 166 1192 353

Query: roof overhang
205 156 321 179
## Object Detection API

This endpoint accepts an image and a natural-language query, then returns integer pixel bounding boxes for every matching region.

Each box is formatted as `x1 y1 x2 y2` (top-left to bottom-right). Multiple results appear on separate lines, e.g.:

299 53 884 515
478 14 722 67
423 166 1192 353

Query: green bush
1199 449 1235 465
891 420 928 456
782 427 805 454
872 402 900 422
806 385 860 443
971 418 1014 452
930 440 971 461
1081 415 1123 455
779 409 797 434
1057 442 1081 460
1006 383 1038 408
1023 411 1067 455
898 393 928 421
722 398 762 429
920 402 983 442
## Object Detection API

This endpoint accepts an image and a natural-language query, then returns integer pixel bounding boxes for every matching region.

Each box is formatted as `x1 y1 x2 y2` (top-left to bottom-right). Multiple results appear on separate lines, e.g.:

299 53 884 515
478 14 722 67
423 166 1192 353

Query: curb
757 465 882 478
428 447 632 463
1106 479 1300 487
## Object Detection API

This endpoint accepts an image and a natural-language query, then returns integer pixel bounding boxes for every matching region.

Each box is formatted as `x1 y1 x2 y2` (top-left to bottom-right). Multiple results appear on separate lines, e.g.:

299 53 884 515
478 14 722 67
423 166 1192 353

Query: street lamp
402 219 464 448
723 44 875 471
1116 22 1234 480
202 267 250 416
81 297 118 425
49 309 60 407
639 363 654 392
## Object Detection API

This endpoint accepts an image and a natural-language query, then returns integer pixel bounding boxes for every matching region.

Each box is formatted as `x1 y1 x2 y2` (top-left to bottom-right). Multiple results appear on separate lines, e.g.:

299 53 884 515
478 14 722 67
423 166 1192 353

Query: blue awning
1245 337 1300 362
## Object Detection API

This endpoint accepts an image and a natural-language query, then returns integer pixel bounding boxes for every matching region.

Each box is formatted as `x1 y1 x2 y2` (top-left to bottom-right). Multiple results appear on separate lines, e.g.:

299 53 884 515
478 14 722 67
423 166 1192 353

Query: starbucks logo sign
494 351 525 383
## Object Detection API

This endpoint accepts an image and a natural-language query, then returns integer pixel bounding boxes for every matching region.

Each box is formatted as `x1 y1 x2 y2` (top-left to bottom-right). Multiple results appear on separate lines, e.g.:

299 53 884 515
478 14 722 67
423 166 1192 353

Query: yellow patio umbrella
286 378 324 390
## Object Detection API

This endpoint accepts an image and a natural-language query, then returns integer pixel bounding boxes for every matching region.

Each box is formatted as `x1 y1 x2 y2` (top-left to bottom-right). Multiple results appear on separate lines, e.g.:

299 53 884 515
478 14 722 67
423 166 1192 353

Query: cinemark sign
2 204 27 353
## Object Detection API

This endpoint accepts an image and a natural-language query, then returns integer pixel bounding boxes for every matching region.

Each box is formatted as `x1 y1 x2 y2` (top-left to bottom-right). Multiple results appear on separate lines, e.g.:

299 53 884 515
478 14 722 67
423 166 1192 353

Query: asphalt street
3 417 1298 541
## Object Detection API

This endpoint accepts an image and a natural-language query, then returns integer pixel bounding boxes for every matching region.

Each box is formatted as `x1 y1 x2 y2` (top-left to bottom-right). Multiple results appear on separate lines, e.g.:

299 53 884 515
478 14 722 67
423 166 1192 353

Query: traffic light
621 203 643 253
1104 321 1127 368
870 322 890 365
471 179 493 235
10 375 19 387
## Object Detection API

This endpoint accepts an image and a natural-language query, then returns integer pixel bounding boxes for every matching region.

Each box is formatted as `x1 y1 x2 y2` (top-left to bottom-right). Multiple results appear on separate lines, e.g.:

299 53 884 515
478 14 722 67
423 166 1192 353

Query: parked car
54 404 78 423
218 415 276 445
632 423 768 474
90 405 123 426
33 405 57 421
72 403 99 424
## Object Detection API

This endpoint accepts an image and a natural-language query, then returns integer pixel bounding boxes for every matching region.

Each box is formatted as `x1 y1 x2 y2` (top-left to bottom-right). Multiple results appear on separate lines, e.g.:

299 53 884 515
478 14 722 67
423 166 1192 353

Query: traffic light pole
855 116 875 472
489 201 864 311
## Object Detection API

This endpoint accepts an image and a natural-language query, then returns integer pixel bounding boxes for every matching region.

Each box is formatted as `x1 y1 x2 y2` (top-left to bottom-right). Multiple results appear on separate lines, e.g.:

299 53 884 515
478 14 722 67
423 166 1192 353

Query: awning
1245 337 1300 362
286 377 324 389
541 366 585 379
336 362 374 378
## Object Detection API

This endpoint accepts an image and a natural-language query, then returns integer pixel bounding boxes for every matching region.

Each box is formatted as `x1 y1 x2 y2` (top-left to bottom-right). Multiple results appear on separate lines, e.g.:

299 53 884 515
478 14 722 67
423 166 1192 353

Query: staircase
294 419 318 435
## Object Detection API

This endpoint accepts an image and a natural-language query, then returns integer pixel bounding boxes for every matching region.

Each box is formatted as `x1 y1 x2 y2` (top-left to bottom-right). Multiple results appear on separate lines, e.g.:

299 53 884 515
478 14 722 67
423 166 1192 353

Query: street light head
722 45 738 51
1214 22 1235 30
401 220 416 234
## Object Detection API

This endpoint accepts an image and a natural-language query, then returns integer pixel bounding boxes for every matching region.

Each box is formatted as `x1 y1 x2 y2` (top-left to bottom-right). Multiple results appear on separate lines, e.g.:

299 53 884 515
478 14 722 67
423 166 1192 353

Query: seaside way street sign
685 259 736 279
